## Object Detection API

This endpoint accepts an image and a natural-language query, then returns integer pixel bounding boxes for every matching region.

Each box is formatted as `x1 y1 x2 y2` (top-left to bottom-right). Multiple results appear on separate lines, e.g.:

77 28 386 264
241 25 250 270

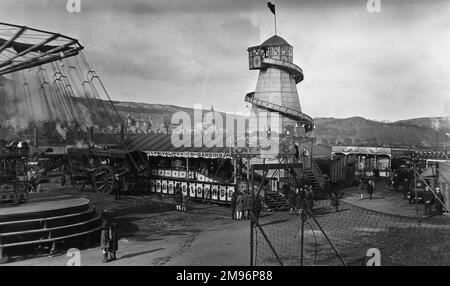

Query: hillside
311 116 449 147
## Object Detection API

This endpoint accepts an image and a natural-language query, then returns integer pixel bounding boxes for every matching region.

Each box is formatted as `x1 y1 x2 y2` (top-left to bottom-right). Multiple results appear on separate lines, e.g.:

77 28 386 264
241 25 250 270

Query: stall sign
219 185 227 201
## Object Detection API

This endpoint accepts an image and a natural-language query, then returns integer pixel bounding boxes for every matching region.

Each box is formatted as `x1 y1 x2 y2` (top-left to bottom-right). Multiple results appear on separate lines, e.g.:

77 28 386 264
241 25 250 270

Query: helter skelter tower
245 34 314 142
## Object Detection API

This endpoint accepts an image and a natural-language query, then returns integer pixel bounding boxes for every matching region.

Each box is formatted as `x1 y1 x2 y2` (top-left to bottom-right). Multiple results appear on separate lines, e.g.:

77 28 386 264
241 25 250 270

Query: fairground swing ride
0 22 148 199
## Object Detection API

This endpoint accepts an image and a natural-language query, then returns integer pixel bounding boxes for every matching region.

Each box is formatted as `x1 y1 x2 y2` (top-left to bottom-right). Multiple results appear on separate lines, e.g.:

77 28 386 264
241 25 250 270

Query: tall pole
274 12 277 35
300 212 305 266
250 164 254 266
414 161 419 225
446 133 449 155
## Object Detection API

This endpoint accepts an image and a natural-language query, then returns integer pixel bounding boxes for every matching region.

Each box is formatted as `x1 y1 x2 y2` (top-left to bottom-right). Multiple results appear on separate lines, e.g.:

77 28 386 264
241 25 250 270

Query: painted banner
198 174 205 182
219 185 227 201
227 186 234 202
164 170 172 177
151 170 157 176
147 151 232 159
156 179 161 193
172 170 179 178
150 179 156 192
162 180 168 193
189 183 196 197
158 170 164 177
189 171 195 179
196 183 203 198
211 185 219 200
204 183 211 200
179 171 187 178
168 180 174 194
181 182 188 196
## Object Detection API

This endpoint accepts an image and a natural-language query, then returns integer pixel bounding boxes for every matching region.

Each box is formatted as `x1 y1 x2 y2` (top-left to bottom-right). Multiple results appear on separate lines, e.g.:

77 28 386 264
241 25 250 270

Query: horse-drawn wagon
67 147 148 194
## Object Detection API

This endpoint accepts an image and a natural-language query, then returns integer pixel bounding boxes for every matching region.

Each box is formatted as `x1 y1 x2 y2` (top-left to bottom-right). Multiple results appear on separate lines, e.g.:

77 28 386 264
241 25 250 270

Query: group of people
100 210 119 263
287 185 314 215
423 186 445 216
230 191 262 220
174 183 188 212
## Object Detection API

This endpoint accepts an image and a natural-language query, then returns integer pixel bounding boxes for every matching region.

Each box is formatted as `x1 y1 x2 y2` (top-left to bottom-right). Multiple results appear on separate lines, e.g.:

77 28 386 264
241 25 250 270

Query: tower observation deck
246 35 314 137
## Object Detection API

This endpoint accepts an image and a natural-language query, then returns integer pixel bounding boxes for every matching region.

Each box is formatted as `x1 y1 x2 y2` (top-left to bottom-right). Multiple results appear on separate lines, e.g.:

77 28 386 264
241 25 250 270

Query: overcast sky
1 0 449 121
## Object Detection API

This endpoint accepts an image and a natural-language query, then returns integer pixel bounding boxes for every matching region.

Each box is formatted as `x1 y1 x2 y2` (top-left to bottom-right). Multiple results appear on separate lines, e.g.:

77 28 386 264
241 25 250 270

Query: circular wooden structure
0 197 100 263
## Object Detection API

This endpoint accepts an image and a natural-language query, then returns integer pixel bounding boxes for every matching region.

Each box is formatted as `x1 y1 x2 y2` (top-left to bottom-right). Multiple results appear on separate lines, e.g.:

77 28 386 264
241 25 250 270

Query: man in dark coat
109 222 119 261
288 188 297 214
306 185 314 210
253 195 262 222
330 192 339 212
423 187 434 215
435 187 445 215
114 174 124 200
100 209 112 262
231 191 238 219
174 183 182 211
402 179 409 199
367 179 374 200
393 172 399 192
296 188 306 215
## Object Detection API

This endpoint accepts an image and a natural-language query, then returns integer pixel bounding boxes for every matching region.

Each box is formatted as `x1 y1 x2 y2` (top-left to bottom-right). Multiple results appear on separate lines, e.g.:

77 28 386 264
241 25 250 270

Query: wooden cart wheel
94 166 115 194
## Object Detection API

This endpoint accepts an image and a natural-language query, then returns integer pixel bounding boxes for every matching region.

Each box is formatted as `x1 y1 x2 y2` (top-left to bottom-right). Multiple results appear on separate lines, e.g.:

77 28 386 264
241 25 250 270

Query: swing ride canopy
0 22 83 76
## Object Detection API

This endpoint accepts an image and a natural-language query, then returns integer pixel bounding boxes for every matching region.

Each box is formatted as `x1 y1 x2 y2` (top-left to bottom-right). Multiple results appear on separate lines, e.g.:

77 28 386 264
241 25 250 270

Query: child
109 223 118 261
100 223 110 262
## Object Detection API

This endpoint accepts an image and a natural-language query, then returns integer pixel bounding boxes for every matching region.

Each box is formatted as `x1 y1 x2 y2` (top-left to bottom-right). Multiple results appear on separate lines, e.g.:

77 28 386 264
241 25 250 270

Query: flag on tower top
267 2 276 15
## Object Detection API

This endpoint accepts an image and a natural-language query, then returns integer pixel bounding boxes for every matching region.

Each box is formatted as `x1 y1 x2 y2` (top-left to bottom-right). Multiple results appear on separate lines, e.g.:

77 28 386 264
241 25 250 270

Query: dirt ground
4 185 250 266
4 180 450 266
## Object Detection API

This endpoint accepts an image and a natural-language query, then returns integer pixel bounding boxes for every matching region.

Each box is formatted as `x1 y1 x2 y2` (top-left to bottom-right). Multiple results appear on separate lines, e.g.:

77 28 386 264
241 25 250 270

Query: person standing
60 163 66 186
253 195 262 222
182 191 189 212
230 190 238 219
236 192 244 220
109 222 119 261
393 172 399 192
296 188 305 215
330 192 339 212
289 188 297 215
423 187 434 215
100 210 112 263
367 179 374 200
174 183 182 211
359 176 366 199
114 175 123 200
307 185 314 210
435 187 445 215
402 179 409 199
243 192 250 220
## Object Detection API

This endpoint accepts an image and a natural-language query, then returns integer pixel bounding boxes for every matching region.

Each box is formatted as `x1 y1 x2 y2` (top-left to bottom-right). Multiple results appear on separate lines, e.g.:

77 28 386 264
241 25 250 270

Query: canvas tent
420 161 450 212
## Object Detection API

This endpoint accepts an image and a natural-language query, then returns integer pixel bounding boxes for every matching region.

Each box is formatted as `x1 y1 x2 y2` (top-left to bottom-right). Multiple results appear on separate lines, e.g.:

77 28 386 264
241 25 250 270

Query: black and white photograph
0 0 449 271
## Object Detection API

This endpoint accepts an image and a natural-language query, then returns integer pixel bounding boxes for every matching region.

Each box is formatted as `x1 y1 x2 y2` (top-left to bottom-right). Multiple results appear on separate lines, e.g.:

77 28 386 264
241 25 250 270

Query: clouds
0 0 449 121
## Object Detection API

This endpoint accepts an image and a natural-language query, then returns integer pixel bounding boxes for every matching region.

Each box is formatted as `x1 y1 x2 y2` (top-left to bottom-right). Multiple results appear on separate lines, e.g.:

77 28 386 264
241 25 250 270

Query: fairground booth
420 161 450 213
124 133 237 205
330 146 391 183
